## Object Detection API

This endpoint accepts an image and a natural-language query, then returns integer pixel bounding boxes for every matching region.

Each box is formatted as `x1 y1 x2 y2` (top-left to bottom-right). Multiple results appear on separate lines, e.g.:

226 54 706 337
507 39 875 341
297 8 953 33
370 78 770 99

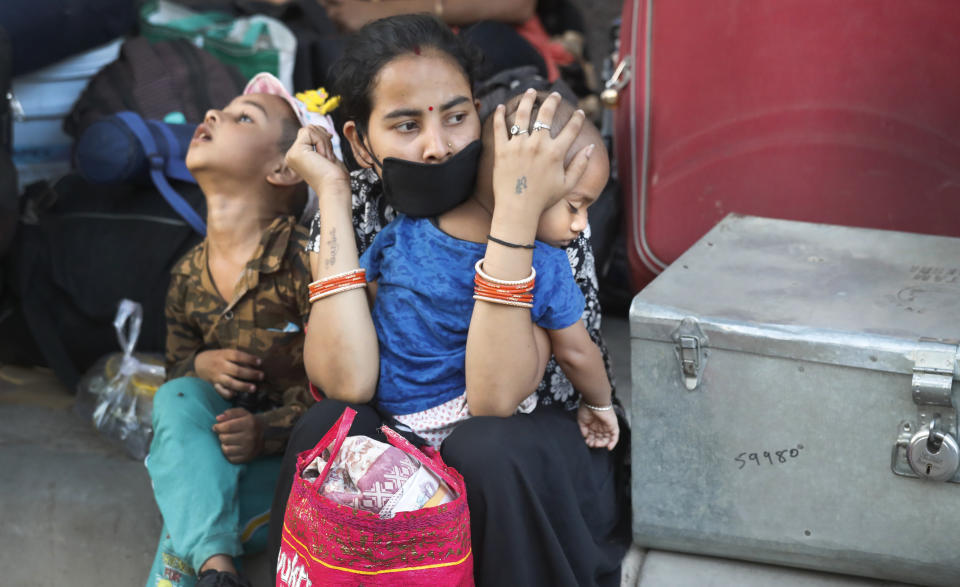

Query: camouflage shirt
164 215 314 455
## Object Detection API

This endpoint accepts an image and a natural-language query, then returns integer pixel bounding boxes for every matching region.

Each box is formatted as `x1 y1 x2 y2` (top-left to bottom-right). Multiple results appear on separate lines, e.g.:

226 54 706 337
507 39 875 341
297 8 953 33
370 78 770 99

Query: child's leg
146 377 243 573
145 524 198 587
235 453 283 557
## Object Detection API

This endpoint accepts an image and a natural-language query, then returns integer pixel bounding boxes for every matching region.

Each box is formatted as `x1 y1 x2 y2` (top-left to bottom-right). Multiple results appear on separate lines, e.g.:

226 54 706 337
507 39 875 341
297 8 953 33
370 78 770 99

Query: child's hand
577 403 620 451
212 408 264 463
194 349 264 400
490 90 593 216
285 124 350 196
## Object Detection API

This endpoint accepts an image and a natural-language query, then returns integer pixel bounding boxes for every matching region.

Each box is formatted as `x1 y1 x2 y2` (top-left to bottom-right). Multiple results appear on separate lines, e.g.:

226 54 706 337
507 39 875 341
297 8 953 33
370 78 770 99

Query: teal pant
145 377 282 587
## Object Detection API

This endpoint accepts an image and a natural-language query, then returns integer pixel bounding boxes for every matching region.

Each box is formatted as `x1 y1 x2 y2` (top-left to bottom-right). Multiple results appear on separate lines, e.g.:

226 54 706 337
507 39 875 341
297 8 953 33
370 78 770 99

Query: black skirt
268 399 631 587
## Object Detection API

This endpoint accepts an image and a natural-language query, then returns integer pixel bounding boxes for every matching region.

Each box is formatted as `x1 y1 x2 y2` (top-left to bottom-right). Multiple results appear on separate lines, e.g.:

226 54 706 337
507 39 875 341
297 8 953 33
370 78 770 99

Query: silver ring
509 124 528 136
532 120 551 132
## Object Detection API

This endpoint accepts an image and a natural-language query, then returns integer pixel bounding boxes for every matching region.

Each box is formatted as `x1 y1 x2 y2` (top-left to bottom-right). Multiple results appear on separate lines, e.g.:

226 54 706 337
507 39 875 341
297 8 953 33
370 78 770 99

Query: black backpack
4 174 204 389
64 36 245 138
0 26 16 258
1 36 231 389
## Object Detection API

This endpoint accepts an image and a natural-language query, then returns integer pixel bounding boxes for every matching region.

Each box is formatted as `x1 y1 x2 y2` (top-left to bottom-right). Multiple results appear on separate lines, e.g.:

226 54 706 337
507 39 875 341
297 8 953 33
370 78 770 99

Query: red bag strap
298 407 357 484
380 426 462 492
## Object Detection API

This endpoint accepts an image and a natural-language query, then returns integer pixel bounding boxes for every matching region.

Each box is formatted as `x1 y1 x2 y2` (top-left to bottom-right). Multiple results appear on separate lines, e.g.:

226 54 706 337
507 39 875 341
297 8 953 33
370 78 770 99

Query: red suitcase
611 0 960 291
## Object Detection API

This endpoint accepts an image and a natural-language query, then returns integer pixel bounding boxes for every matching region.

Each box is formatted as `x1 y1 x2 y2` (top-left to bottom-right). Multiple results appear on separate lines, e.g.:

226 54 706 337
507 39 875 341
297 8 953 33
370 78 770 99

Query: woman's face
344 49 481 171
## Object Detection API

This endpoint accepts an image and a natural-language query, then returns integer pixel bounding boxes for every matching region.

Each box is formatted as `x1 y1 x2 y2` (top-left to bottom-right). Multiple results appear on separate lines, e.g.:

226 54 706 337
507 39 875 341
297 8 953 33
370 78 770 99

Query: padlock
906 422 960 482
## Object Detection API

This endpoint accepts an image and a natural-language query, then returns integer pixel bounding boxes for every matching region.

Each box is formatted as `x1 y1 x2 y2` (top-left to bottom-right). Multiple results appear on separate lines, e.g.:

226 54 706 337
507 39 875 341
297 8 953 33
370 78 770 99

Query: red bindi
428 106 433 111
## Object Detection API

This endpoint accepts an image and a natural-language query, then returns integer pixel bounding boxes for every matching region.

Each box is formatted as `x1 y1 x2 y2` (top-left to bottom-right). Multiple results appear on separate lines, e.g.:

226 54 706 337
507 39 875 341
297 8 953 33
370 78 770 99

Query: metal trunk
629 214 960 586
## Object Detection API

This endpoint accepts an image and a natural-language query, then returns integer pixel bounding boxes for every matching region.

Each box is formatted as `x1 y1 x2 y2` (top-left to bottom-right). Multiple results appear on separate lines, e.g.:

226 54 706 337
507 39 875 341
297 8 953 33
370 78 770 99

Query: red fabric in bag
277 407 474 586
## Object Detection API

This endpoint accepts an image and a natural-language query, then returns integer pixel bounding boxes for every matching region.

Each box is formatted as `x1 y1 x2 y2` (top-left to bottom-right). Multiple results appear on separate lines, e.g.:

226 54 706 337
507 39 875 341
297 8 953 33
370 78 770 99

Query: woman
269 15 628 586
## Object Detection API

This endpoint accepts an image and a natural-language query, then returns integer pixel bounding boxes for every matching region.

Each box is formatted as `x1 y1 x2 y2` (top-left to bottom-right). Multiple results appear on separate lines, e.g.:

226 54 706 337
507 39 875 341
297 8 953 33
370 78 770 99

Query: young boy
146 73 315 587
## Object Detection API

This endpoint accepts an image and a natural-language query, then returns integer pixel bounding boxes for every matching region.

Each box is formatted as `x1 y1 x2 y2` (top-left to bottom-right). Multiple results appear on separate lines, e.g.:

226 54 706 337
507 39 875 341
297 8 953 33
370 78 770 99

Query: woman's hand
490 90 594 218
285 125 350 198
577 403 620 451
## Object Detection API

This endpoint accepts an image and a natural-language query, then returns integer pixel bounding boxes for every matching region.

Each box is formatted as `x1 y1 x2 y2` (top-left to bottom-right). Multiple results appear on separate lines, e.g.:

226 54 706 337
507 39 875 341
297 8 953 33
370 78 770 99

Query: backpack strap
115 111 206 235
148 119 195 184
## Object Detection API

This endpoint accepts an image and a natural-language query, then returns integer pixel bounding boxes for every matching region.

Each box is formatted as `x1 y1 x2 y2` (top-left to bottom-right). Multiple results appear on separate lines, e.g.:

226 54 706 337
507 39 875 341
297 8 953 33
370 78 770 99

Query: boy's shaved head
489 91 604 167
473 91 609 213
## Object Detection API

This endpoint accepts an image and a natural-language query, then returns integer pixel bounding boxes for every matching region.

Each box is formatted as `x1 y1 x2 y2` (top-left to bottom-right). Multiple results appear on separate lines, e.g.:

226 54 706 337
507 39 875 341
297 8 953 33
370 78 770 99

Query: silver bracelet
581 400 614 412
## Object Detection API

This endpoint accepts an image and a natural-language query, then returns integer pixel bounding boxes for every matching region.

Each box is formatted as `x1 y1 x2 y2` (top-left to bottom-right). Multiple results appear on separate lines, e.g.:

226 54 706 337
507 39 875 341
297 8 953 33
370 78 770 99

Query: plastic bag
75 299 165 459
140 0 297 90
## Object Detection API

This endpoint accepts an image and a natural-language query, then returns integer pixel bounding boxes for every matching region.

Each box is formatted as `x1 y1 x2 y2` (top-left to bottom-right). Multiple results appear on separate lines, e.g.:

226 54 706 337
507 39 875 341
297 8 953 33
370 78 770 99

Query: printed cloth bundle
278 407 474 586
302 435 453 519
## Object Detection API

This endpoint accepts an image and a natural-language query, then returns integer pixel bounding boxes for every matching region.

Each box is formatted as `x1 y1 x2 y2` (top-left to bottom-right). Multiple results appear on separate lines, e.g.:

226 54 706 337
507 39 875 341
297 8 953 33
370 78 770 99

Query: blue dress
359 214 585 416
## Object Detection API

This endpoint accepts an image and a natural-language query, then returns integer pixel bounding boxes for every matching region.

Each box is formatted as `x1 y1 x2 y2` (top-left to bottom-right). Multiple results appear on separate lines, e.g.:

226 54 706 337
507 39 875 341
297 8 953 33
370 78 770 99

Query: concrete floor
0 365 162 586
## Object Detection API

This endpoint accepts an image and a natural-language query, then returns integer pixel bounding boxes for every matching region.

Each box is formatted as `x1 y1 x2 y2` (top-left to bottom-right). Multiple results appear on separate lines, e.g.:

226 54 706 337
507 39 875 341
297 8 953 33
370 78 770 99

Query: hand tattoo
324 227 338 268
515 176 528 194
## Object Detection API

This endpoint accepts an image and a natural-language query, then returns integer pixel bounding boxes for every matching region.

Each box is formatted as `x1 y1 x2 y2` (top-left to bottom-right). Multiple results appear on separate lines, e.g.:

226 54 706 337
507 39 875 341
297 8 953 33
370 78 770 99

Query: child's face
536 145 610 247
186 93 295 178
345 50 481 170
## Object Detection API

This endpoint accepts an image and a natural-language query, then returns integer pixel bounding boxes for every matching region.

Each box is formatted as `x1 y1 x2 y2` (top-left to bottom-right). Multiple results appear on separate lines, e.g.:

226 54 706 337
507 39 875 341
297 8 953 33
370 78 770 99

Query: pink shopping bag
277 407 474 586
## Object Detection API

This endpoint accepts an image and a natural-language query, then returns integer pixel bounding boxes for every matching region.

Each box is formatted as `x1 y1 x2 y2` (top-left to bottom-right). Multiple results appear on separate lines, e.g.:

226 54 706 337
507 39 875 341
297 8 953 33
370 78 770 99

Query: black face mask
378 140 482 217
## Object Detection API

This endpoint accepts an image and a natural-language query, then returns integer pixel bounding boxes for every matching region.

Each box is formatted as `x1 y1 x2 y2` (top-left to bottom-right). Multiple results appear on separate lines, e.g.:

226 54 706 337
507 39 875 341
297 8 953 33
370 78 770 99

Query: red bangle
473 258 535 308
308 268 366 302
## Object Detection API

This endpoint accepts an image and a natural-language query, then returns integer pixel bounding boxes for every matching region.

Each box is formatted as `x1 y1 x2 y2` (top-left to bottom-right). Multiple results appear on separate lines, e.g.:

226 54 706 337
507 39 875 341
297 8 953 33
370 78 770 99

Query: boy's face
535 144 609 247
186 93 296 178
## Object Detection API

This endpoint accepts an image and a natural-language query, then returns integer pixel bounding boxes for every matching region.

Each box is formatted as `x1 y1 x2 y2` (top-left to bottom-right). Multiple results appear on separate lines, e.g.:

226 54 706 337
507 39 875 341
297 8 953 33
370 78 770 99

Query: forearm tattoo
324 227 339 268
515 176 528 194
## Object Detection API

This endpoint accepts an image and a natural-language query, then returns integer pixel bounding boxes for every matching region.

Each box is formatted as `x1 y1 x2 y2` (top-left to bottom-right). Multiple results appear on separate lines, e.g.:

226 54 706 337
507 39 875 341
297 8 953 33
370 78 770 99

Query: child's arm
548 321 620 450
549 321 612 405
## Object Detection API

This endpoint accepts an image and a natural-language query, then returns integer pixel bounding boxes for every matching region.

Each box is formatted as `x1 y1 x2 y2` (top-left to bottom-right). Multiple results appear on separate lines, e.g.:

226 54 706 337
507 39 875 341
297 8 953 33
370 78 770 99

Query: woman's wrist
315 178 351 204
489 205 539 243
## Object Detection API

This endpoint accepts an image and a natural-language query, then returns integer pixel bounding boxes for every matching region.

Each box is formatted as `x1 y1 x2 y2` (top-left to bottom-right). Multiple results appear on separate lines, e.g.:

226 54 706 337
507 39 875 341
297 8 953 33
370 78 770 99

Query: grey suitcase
629 214 960 586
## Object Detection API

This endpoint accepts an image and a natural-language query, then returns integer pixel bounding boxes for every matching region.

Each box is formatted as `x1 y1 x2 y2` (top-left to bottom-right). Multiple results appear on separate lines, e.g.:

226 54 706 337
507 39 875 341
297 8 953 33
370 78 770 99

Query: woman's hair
330 14 482 132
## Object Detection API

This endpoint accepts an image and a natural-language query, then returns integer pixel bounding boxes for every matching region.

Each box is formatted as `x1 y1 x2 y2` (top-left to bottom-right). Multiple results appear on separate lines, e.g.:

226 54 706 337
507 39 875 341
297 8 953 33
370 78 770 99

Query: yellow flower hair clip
296 88 341 115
